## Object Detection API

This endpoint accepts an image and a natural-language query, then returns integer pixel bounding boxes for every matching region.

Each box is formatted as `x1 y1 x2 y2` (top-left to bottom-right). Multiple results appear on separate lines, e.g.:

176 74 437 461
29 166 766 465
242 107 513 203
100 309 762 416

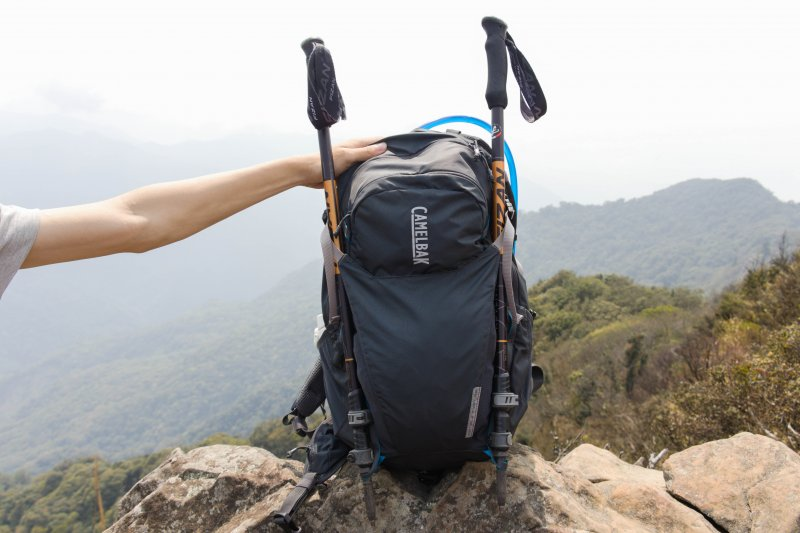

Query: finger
337 136 385 149
347 142 387 163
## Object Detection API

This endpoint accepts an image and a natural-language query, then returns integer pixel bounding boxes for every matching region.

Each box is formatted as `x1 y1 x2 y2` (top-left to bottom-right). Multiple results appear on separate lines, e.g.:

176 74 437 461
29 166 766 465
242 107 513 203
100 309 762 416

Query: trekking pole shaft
490 107 506 242
338 282 377 520
318 129 343 268
495 269 508 372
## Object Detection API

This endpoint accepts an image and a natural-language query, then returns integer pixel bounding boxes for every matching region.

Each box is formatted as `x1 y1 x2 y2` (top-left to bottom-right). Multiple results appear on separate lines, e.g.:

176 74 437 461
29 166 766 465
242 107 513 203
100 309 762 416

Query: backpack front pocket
339 246 499 469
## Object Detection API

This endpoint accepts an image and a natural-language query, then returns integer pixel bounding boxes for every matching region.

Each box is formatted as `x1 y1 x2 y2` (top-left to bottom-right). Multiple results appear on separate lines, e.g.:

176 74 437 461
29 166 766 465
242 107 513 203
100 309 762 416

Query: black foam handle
482 16 509 110
291 358 326 417
301 37 346 130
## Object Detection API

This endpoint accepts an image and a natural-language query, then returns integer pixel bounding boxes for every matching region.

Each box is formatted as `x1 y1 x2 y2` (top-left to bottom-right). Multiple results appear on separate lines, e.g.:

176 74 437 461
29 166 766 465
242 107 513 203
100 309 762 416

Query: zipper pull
473 140 481 159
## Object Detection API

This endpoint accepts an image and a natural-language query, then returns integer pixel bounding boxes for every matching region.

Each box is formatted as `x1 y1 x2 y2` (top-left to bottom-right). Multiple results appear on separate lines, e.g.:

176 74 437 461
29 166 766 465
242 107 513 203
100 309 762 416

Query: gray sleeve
0 204 41 298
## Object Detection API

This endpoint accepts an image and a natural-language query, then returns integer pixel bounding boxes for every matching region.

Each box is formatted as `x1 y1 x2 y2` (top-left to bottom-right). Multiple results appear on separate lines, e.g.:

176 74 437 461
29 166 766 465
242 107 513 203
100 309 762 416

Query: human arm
21 138 385 268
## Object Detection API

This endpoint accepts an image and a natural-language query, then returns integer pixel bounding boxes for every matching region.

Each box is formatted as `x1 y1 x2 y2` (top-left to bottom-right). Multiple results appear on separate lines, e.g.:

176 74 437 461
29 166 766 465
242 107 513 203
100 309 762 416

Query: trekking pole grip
482 16 509 110
301 37 346 131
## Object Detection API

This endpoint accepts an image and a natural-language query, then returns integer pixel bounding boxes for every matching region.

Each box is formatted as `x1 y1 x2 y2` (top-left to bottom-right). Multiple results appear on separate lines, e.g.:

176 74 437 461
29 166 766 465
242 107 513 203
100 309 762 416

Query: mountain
0 263 321 473
2 177 799 474
516 178 800 292
3 122 796 378
4 248 800 530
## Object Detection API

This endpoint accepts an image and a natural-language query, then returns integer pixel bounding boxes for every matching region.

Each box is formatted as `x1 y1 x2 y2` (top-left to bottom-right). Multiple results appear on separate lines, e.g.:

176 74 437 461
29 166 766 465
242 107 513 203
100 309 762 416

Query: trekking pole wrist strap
504 32 546 122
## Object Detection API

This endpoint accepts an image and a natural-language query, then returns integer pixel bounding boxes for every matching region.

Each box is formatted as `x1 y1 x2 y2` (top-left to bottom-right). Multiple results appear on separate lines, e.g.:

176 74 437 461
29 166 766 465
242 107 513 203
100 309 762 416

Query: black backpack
274 17 546 532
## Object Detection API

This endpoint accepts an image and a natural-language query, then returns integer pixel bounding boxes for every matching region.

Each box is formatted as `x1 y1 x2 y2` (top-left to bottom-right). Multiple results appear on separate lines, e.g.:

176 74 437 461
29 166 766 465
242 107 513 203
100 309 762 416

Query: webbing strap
273 471 317 532
493 217 523 325
505 32 547 123
320 227 339 324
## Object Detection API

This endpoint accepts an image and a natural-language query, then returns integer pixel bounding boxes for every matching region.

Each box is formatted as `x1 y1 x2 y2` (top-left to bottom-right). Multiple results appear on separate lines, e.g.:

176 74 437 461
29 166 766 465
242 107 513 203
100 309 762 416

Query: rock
663 432 800 533
107 445 302 532
300 445 648 533
108 433 800 532
109 440 737 533
559 444 716 533
593 482 717 533
559 444 665 488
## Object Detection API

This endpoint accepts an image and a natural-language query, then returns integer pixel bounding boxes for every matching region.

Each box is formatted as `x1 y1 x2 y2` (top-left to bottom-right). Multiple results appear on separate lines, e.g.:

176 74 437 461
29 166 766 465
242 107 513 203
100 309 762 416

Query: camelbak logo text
411 206 430 265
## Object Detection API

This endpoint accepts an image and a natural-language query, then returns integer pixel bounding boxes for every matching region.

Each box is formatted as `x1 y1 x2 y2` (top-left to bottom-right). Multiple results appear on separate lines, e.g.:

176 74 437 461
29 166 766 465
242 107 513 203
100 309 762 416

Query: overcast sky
1 0 798 205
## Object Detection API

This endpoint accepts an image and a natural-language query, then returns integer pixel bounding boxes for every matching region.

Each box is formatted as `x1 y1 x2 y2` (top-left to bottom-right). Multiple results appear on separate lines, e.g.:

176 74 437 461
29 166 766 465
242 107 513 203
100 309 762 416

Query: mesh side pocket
316 325 353 446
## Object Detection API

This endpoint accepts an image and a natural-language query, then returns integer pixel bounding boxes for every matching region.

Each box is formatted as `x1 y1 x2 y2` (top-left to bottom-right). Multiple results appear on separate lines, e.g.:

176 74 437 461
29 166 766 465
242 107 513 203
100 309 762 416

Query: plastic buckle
347 409 372 427
492 392 519 408
348 448 374 467
490 431 513 450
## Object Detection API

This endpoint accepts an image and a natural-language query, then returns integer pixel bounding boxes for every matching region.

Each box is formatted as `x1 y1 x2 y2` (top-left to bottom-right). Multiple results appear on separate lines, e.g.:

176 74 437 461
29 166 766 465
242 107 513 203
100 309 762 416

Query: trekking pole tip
362 477 377 521
496 467 507 506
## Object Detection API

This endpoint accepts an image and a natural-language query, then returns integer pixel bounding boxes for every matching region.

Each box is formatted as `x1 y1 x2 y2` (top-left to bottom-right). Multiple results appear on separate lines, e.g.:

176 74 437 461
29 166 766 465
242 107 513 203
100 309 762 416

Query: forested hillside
0 264 320 473
517 247 800 460
516 178 800 291
514 272 706 459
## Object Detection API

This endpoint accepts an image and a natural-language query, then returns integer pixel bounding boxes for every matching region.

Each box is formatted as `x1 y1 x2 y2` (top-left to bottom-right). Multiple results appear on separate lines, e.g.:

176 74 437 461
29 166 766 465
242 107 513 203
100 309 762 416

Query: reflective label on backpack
465 386 482 438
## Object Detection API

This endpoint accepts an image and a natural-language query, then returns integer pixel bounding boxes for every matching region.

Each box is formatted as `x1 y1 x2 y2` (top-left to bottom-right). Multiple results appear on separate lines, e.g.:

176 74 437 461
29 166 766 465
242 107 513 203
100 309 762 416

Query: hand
302 137 387 188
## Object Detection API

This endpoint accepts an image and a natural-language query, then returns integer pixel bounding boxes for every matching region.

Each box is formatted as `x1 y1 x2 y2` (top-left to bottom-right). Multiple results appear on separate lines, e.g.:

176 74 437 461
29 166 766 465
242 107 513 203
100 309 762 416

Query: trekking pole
301 38 377 521
482 15 515 507
482 15 547 506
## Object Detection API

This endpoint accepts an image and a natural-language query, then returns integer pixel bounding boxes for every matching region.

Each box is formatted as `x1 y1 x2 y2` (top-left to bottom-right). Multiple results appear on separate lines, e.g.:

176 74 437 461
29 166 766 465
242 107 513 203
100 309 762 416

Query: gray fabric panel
502 216 523 325
345 133 491 209
338 132 493 277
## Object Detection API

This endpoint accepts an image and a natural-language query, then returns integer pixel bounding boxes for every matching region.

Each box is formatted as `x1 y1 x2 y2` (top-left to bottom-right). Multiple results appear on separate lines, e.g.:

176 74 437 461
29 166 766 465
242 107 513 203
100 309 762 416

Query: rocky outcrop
109 445 302 532
663 432 800 533
107 433 800 532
